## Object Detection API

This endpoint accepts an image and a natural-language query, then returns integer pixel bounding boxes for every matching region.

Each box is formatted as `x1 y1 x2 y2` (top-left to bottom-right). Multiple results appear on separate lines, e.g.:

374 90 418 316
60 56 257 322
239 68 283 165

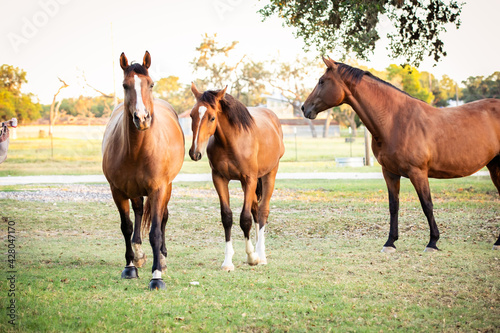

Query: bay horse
0 118 17 164
189 83 285 271
102 51 184 289
302 57 500 252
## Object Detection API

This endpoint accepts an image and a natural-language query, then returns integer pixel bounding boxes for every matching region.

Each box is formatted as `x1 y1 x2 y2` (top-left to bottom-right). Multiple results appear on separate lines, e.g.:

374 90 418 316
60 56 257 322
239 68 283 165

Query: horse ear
216 86 227 101
191 82 202 100
322 56 336 69
120 52 129 71
143 51 151 69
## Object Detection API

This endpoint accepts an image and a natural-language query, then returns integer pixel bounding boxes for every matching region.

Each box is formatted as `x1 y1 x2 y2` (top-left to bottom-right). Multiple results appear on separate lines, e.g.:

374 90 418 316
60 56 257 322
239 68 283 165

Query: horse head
120 51 154 131
188 83 227 161
302 57 347 119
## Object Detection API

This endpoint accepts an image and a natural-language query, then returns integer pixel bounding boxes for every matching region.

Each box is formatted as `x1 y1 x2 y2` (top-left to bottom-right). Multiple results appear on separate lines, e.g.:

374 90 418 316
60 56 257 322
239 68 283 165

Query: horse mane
200 90 255 131
124 63 149 76
334 63 412 98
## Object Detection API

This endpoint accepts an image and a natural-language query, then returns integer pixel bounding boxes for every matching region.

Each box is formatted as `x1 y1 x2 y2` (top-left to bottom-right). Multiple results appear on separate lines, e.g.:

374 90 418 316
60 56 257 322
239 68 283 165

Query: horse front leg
382 168 401 253
241 177 259 266
110 188 138 279
409 171 440 252
148 189 168 290
130 197 146 267
213 173 234 271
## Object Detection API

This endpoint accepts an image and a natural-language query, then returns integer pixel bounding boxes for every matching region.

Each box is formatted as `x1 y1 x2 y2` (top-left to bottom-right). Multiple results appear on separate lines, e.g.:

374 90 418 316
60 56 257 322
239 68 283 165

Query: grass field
0 135 377 176
0 177 499 332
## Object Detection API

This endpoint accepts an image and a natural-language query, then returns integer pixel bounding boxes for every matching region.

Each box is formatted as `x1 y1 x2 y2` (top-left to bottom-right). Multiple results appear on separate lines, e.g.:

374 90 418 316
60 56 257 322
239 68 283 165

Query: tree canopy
259 0 463 66
0 64 41 123
461 72 500 102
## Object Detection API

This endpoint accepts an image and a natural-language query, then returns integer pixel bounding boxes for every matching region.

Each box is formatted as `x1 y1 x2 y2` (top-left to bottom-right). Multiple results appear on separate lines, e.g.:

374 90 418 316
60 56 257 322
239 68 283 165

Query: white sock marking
222 240 235 269
152 269 162 279
255 225 266 264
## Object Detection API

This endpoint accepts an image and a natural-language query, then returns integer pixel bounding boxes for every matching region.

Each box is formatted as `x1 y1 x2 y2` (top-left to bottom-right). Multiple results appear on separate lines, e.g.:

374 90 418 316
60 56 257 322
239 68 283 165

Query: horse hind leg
159 201 170 273
255 170 278 265
130 197 147 267
241 178 260 266
409 171 440 252
486 156 500 250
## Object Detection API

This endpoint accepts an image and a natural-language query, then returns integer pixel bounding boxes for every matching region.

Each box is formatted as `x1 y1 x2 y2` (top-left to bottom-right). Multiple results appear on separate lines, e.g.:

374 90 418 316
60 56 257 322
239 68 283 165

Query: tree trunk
323 109 332 137
307 119 317 138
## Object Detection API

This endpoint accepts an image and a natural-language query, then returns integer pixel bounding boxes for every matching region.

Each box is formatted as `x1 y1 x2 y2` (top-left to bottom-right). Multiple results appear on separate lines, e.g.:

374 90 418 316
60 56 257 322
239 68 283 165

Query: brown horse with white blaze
189 83 285 271
302 57 500 252
102 51 185 290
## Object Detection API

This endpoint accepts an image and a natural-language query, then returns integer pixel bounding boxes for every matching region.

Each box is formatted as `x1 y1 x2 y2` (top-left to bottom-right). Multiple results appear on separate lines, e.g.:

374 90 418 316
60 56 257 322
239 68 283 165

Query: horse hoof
492 245 500 250
221 264 235 272
424 247 439 252
247 254 260 266
121 266 138 279
381 246 396 253
149 278 166 290
258 258 268 265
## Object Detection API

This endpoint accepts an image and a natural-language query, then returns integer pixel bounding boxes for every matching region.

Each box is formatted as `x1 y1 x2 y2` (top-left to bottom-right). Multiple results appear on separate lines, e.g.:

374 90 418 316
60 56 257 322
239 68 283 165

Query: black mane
124 63 149 76
200 90 254 131
334 63 412 98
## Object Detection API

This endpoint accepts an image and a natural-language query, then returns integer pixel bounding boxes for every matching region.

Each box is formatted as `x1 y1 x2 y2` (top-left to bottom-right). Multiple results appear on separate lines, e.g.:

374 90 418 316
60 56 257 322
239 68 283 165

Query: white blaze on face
134 75 147 120
194 105 207 152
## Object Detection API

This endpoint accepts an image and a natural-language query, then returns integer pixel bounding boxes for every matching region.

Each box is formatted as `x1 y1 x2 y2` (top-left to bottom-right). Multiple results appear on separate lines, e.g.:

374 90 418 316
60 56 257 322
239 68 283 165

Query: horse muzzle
133 111 151 131
301 104 318 119
188 147 202 161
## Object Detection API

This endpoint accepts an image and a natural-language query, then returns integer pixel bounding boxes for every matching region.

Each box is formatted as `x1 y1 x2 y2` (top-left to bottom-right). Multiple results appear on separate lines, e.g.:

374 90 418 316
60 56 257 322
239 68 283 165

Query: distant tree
154 76 195 113
461 72 500 102
0 64 27 94
269 56 324 137
191 34 240 90
259 0 463 66
386 64 434 103
433 74 460 106
0 64 41 122
233 60 270 106
269 56 322 117
190 34 270 106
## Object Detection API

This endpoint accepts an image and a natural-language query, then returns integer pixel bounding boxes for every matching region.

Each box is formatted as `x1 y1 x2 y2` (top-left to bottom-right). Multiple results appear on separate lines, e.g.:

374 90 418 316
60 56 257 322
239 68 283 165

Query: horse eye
150 83 154 89
210 116 215 122
319 79 324 85
123 83 128 89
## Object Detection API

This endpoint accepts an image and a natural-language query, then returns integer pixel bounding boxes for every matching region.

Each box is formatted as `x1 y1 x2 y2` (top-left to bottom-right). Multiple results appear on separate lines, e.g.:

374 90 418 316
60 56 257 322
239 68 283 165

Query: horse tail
142 197 152 239
256 177 263 203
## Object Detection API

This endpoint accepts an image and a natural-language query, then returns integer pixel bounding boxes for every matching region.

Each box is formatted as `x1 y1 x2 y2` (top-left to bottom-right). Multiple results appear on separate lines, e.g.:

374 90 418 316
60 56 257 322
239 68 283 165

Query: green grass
0 177 498 332
0 137 373 176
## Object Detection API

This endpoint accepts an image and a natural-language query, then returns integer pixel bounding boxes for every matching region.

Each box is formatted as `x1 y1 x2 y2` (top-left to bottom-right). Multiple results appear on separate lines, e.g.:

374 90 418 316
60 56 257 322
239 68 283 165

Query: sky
1 0 499 104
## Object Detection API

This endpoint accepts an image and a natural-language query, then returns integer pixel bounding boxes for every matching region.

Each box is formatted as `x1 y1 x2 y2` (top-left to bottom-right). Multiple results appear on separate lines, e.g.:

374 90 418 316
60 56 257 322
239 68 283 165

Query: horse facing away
189 83 285 271
0 118 17 164
102 51 185 289
302 57 500 252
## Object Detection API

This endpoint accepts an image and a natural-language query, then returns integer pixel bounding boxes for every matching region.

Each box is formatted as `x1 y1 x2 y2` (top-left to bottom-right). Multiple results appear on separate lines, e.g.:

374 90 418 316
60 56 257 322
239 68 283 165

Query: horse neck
214 111 238 148
343 76 408 141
